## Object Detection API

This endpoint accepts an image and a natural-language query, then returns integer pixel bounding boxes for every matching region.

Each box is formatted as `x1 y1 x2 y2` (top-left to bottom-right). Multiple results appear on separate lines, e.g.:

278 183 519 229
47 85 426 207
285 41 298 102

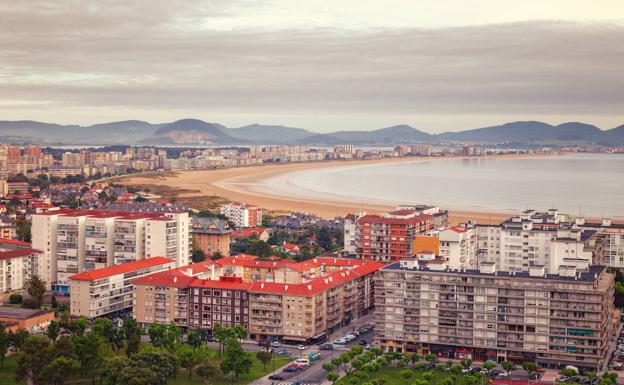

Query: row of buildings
68 254 383 344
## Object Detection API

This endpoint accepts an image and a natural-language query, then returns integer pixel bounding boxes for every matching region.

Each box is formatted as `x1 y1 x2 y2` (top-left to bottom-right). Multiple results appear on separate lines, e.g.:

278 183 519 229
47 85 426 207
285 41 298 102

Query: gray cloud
1 1 623 131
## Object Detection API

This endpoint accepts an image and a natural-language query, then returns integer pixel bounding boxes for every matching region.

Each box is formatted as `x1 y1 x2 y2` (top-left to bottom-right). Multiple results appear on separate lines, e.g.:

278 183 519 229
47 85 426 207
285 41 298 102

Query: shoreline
118 153 562 225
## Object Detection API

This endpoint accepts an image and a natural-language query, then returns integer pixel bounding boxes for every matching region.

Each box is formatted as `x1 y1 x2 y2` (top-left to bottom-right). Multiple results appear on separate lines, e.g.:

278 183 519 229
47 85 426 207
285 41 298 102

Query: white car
271 341 281 348
345 334 356 341
334 338 347 345
297 344 306 350
294 358 310 367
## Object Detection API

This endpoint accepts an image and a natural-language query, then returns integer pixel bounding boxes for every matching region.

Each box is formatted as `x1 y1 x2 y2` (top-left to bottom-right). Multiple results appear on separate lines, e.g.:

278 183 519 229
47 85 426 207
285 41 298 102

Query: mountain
0 120 159 144
228 124 313 144
303 125 432 145
436 121 606 144
601 124 624 146
147 119 240 145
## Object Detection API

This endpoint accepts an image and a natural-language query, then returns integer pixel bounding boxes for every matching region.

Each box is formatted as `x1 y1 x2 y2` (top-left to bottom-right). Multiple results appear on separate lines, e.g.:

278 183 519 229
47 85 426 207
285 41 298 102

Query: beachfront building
68 257 175 318
219 202 262 228
476 209 604 273
353 207 448 262
438 223 478 270
191 217 233 257
374 258 617 371
133 255 383 344
0 238 42 298
32 209 191 293
576 218 624 269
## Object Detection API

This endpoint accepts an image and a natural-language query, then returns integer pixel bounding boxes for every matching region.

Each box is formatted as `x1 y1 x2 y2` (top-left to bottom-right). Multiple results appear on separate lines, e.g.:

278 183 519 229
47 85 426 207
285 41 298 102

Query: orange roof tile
69 257 174 281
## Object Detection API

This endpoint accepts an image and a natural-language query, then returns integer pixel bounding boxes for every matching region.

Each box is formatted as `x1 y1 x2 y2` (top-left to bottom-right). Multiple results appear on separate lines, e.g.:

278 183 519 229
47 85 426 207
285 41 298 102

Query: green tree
47 320 60 342
502 361 515 372
9 329 29 351
118 366 158 385
73 333 105 384
323 363 334 372
148 323 166 347
51 336 77 359
256 350 272 370
42 356 80 385
132 350 179 385
424 353 437 363
70 317 88 336
522 361 537 374
220 337 253 381
15 336 52 385
561 368 578 377
327 371 340 384
410 353 420 367
24 274 46 304
401 369 413 385
483 361 496 372
186 329 202 349
0 323 9 368
196 362 219 379
464 375 478 385
461 359 473 369
92 318 116 345
126 333 141 356
423 371 434 385
176 344 210 379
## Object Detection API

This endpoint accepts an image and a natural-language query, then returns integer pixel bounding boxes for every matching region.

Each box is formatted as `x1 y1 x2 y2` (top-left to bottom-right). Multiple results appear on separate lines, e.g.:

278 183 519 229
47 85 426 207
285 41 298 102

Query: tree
177 344 210 379
327 371 340 384
256 350 272 370
42 356 80 385
464 375 478 385
424 353 437 363
220 337 252 381
51 337 77 359
461 359 473 369
73 333 105 384
9 329 29 351
47 320 60 342
196 362 219 379
15 335 52 385
92 317 116 345
9 293 23 304
323 363 334 372
126 333 141 356
401 369 413 385
561 368 578 377
24 274 46 304
0 323 9 369
522 361 537 374
118 365 159 385
148 323 166 347
130 350 179 385
483 361 496 372
602 372 618 385
70 317 88 336
187 329 202 349
410 353 420 367
423 372 434 385
502 361 515 372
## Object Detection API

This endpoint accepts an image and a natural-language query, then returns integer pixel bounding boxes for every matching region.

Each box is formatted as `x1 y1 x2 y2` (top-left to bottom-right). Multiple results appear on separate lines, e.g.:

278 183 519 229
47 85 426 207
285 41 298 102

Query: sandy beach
118 153 563 225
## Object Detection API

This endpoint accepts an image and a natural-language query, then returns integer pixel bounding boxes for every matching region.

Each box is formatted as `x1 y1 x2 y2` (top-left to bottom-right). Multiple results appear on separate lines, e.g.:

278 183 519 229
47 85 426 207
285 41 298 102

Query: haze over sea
254 154 624 218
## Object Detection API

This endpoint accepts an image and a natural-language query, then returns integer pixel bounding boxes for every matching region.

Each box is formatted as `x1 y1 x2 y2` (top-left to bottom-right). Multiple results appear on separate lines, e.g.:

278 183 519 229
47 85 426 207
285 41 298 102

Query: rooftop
35 208 184 220
384 261 605 283
0 306 54 320
69 257 174 281
0 248 42 261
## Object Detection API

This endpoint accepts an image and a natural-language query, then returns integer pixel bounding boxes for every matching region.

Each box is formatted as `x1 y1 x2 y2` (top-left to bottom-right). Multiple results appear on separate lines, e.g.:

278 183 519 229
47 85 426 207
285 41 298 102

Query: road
250 314 375 385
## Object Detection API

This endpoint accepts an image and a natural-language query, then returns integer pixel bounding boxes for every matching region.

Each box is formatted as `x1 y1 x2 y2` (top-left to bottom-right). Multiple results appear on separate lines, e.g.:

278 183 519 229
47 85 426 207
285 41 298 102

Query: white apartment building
220 203 262 228
32 209 190 293
68 256 174 318
0 239 42 297
577 218 624 269
343 212 365 255
438 223 478 270
476 209 599 273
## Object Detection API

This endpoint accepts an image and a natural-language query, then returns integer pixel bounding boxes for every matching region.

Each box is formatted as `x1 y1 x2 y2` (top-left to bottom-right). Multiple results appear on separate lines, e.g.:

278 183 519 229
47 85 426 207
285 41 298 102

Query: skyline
1 1 624 132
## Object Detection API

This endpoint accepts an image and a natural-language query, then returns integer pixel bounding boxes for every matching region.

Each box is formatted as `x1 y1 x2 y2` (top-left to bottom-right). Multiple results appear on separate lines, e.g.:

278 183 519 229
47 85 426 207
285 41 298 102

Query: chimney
173 276 177 283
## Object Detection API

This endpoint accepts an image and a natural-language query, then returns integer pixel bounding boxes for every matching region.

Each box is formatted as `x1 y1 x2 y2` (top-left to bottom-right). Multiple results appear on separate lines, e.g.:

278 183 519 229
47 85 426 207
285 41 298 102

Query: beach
118 153 565 225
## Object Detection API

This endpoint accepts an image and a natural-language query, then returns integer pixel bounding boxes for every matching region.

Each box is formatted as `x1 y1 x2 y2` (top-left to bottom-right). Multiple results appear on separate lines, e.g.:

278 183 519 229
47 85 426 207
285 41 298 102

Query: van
294 359 310 367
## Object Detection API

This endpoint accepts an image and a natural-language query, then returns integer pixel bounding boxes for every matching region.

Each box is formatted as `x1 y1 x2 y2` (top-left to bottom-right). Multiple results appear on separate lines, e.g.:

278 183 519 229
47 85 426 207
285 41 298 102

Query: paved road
250 314 375 385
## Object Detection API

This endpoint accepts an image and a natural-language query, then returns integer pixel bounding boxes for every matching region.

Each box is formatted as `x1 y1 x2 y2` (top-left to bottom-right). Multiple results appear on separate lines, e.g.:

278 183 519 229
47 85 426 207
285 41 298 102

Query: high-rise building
576 218 624 269
32 209 191 293
375 258 617 371
0 239 42 296
220 202 262 228
353 207 447 262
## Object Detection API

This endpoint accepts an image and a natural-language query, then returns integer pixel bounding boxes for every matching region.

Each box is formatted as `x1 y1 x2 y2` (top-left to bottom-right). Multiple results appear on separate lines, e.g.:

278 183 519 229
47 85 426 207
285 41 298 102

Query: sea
252 153 624 218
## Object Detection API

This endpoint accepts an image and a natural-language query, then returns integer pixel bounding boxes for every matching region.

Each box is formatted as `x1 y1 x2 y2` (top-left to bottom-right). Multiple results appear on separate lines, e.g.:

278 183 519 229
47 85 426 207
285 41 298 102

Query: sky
1 0 624 133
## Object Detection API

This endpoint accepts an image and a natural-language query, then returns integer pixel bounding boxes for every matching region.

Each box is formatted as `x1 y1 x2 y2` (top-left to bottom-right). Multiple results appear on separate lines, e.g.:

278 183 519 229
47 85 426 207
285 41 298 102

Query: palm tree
24 274 46 304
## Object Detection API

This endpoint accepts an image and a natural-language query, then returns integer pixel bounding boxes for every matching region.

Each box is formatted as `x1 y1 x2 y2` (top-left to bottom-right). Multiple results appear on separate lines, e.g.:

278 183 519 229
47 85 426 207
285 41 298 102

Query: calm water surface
253 154 624 218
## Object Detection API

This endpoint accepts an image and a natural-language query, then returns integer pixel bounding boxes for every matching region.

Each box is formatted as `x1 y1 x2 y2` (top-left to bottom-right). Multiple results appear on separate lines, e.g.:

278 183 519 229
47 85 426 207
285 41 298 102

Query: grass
0 347 291 385
170 355 292 385
335 365 482 385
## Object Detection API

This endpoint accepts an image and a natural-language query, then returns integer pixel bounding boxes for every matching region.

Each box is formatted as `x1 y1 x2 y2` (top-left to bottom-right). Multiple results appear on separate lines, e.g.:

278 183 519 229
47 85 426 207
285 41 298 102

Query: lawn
0 349 292 385
170 355 292 385
335 365 483 385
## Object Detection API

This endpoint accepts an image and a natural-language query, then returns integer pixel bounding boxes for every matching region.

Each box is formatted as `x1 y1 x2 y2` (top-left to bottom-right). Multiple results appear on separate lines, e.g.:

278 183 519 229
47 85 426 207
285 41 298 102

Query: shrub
21 298 41 309
9 293 23 304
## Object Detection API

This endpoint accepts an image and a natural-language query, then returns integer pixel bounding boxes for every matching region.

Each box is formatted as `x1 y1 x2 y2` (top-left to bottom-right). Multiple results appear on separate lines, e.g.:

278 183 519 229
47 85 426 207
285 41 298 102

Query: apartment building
354 209 440 262
577 218 624 269
191 217 232 257
133 256 383 344
0 239 42 298
32 209 190 293
438 223 478 270
375 259 616 371
220 202 262 228
69 257 175 318
476 209 602 273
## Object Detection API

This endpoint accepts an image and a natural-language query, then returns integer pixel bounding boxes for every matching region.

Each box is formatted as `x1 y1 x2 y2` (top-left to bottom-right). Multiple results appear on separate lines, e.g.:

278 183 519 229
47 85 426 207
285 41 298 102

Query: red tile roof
69 257 174 281
232 228 268 238
0 248 42 261
218 255 296 269
0 238 32 247
35 209 184 219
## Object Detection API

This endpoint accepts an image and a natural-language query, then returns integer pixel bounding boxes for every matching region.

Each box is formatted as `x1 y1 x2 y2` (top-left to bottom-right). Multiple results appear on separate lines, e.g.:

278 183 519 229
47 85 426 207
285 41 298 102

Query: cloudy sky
1 0 624 132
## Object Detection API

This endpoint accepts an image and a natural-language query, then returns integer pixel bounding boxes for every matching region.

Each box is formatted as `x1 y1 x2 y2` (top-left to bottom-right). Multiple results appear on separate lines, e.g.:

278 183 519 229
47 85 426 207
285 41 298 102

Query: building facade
0 239 42 298
68 256 175 318
191 217 232 257
32 209 190 293
220 203 262 228
375 259 616 371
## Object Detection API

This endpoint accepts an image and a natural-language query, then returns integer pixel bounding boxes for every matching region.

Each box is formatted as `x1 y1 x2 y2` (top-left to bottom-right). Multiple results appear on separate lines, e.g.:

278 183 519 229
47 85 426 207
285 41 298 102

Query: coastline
118 153 561 224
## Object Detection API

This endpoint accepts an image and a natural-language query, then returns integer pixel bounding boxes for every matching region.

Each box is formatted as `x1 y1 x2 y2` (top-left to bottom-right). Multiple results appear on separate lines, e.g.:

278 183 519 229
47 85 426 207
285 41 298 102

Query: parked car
344 334 356 341
271 341 281 347
352 331 360 336
294 358 310 367
359 340 368 346
490 370 501 377
530 373 541 380
462 368 471 373
334 338 347 345
276 349 289 355
269 375 285 380
498 371 510 377
283 366 300 373
470 367 481 374
319 344 334 350
296 344 306 350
